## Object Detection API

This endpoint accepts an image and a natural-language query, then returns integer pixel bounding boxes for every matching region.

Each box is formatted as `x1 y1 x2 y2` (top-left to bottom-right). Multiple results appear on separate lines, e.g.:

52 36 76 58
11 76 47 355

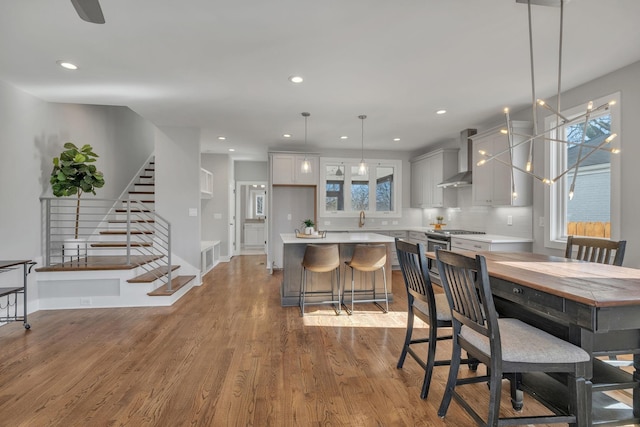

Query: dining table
426 250 640 426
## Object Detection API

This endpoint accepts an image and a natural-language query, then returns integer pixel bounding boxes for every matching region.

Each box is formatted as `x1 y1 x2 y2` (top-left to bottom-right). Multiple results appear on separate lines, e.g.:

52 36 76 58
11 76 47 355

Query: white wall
235 161 267 181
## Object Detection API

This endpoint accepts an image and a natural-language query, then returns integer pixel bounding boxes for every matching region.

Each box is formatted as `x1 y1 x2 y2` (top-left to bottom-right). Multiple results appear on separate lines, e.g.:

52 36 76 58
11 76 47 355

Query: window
546 93 620 247
320 158 402 217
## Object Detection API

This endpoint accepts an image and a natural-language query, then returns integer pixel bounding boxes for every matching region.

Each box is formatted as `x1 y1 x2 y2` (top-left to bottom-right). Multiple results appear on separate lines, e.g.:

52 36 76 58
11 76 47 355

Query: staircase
37 158 197 309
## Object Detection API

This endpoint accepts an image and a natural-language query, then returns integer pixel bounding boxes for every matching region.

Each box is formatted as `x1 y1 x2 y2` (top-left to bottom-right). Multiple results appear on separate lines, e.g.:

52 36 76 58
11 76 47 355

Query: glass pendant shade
358 115 368 176
301 112 311 174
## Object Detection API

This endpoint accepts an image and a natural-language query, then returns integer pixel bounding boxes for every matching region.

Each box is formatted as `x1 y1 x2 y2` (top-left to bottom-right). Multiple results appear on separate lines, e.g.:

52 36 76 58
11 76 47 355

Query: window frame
544 92 621 249
319 157 402 218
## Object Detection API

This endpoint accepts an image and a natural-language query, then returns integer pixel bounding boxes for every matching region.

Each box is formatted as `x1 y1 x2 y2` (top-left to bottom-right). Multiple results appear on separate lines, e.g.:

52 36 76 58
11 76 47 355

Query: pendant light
301 112 311 174
358 115 368 176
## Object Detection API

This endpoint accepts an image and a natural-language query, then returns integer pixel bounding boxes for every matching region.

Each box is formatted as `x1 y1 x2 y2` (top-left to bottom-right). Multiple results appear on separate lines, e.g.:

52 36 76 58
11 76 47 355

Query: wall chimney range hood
437 128 477 188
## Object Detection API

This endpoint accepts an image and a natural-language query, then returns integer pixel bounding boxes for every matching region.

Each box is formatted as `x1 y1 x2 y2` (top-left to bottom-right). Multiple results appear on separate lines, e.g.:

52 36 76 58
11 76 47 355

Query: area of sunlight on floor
301 305 429 329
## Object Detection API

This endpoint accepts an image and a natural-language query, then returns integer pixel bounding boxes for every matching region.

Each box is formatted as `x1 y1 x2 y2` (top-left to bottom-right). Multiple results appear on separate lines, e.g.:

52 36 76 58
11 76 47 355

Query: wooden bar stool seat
342 244 388 314
299 244 341 316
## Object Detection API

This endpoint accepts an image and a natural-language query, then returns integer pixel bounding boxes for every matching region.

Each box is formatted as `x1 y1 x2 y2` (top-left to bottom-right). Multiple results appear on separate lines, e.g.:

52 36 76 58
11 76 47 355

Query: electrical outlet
287 214 292 220
392 220 398 225
507 215 513 225
80 297 92 306
324 220 331 226
539 216 544 227
381 221 388 225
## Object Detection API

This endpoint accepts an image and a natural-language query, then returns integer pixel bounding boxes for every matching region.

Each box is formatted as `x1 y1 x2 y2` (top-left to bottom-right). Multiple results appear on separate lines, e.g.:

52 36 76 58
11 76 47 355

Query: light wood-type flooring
0 255 634 426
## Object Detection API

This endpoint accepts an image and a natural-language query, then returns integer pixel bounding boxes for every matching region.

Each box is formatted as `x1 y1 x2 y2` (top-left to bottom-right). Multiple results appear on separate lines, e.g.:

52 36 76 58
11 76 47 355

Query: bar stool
299 244 341 316
343 244 388 314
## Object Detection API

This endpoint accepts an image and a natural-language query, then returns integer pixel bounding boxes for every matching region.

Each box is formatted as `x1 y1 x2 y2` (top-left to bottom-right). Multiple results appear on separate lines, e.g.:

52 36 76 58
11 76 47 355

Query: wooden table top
427 251 640 308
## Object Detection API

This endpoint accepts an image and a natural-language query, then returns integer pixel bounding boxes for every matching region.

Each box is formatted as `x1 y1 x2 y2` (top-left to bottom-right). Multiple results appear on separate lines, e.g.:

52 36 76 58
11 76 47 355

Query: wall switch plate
287 214 292 220
324 220 331 226
392 220 398 225
381 221 388 225
189 208 198 217
507 215 513 225
214 213 222 219
539 216 544 227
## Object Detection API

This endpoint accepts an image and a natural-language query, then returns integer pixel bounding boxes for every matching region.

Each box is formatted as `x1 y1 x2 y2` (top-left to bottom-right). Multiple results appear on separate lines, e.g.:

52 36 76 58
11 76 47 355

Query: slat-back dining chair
395 238 476 399
565 235 626 266
435 248 591 427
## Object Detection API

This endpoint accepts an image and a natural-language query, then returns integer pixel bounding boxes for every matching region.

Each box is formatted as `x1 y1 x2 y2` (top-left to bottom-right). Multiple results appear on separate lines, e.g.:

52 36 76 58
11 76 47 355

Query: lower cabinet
377 230 407 268
450 237 532 252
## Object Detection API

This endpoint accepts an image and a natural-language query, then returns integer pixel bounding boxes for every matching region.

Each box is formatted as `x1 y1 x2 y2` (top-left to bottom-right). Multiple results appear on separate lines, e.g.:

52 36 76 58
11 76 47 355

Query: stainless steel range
426 229 485 280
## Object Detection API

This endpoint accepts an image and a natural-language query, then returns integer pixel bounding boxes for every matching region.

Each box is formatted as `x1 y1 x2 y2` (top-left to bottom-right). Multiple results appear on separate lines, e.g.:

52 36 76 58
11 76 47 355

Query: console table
0 260 35 329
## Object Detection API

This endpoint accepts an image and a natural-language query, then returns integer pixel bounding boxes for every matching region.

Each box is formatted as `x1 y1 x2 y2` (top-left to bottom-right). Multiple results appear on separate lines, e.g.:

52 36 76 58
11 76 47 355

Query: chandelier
477 0 619 200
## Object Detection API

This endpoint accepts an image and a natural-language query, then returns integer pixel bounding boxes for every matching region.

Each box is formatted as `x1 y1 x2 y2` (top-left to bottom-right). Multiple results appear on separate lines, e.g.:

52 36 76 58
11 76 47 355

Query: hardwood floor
0 255 630 426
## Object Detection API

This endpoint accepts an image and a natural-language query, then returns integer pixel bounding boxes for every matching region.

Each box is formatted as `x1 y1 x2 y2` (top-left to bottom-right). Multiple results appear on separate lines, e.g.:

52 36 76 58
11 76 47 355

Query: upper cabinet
270 153 319 186
410 149 458 208
200 168 213 198
472 122 533 206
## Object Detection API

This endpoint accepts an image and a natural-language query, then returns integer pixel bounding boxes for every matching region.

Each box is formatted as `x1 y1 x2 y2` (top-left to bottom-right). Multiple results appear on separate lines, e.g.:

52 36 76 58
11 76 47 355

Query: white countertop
449 234 533 244
281 232 395 244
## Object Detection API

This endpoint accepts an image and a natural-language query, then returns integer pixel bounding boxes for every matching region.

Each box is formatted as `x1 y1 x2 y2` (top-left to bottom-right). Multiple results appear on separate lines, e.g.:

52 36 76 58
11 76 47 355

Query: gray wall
235 161 267 181
156 127 201 269
201 153 233 258
0 80 156 263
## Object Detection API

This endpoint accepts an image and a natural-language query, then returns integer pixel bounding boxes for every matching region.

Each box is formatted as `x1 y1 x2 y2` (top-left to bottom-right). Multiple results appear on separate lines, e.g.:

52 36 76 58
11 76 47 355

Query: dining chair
342 244 389 314
435 248 591 427
395 238 477 400
565 235 626 266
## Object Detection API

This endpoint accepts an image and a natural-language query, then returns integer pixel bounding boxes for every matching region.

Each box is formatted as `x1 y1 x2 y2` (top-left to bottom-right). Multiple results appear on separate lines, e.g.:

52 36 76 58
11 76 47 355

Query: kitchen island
280 232 395 307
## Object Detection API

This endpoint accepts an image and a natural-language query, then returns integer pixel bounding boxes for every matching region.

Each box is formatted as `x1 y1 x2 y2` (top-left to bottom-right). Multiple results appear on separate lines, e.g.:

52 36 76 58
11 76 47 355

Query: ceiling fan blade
70 0 105 24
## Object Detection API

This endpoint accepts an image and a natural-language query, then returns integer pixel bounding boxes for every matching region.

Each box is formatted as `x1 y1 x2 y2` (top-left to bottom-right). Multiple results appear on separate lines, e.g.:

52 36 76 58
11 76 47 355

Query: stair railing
40 197 173 290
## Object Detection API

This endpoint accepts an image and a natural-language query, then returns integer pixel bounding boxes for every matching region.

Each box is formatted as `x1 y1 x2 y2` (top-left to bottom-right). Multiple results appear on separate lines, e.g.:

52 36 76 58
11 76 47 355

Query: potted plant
302 219 315 235
436 216 444 224
50 143 105 257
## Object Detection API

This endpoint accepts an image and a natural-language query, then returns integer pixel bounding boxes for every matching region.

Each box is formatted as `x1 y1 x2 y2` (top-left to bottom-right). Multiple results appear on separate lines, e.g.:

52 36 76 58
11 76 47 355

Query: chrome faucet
359 210 366 228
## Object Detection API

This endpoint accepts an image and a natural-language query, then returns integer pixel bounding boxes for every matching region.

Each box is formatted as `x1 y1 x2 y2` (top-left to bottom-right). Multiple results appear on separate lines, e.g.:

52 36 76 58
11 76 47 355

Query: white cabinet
408 230 428 245
410 149 458 208
450 236 532 252
271 153 319 185
377 230 407 268
472 122 533 206
200 168 213 198
244 223 265 246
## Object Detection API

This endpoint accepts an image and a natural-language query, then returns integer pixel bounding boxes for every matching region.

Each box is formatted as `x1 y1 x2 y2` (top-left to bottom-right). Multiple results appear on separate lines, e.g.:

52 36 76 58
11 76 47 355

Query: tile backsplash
422 187 533 238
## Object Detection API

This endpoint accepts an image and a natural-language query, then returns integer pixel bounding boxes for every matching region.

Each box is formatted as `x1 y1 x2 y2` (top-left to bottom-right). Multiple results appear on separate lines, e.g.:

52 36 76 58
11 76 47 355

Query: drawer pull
474 244 482 249
512 287 523 294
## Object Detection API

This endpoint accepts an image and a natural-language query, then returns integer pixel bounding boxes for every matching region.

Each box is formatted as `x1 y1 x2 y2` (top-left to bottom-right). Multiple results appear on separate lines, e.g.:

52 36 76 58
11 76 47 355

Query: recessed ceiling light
340 136 348 140
393 138 401 142
283 134 291 138
57 60 78 70
217 136 226 140
288 75 303 83
228 148 235 152
436 109 447 115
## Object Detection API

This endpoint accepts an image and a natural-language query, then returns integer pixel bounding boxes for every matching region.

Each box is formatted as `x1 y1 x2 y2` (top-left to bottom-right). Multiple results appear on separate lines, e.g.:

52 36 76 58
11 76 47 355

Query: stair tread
128 265 181 283
148 275 195 296
129 191 155 195
115 209 152 213
99 230 155 235
135 183 155 186
108 219 155 223
90 241 153 247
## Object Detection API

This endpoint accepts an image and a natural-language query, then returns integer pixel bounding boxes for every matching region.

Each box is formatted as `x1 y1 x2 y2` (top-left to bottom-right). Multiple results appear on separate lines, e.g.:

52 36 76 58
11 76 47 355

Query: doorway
235 181 268 256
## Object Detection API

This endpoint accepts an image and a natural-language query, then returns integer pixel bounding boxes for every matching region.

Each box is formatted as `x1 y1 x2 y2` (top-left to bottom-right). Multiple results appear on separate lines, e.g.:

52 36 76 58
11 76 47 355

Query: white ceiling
1 0 639 161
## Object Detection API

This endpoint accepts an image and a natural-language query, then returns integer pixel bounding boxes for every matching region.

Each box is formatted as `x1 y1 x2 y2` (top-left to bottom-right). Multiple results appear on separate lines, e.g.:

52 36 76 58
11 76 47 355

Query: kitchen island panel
280 233 394 307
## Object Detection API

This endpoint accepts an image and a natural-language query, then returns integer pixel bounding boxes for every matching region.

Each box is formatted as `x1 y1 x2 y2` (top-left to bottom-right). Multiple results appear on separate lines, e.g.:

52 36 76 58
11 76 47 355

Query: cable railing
40 196 174 290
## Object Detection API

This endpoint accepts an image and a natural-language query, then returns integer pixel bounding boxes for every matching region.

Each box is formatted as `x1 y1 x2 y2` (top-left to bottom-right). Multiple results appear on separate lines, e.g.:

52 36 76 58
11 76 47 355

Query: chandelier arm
526 0 537 168
489 154 550 184
567 108 591 196
556 0 564 114
505 111 518 197
551 136 612 183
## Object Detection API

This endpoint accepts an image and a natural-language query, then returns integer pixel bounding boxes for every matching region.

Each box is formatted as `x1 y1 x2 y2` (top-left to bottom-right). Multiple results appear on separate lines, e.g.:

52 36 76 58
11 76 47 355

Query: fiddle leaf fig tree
50 142 105 239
